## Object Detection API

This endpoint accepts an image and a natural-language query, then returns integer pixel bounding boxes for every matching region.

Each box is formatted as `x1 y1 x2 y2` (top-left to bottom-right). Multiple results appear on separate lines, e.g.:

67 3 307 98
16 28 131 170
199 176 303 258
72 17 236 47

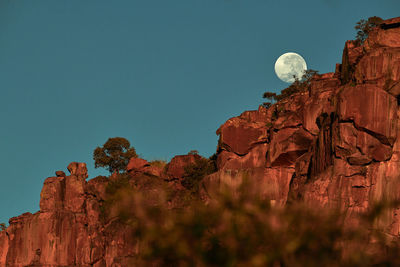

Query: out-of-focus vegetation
93 137 137 174
355 16 383 45
263 69 319 108
149 160 168 169
104 177 400 267
182 155 217 193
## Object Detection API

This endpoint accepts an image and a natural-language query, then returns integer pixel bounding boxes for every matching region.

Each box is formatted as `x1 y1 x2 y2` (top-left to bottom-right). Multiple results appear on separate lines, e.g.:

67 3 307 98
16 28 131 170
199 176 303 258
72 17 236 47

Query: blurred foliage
93 137 137 174
355 16 383 45
105 177 400 267
263 69 319 108
149 160 168 169
182 155 217 193
99 173 131 221
105 173 131 197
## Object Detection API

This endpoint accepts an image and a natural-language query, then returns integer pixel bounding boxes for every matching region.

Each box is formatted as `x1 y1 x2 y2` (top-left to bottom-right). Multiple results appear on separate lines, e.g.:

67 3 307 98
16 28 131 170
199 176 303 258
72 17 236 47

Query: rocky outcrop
0 155 198 267
203 16 400 236
165 154 202 181
1 16 400 266
0 163 136 267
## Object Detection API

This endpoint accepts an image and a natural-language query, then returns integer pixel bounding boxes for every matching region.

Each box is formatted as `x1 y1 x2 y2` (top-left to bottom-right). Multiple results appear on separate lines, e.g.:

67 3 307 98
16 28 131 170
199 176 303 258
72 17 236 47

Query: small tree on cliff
262 92 277 108
93 137 137 175
355 16 383 44
262 69 319 105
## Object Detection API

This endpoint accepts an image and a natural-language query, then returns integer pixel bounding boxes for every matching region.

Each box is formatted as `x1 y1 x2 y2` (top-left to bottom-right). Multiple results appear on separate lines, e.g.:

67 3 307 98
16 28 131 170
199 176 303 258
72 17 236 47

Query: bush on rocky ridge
263 69 319 107
355 16 383 45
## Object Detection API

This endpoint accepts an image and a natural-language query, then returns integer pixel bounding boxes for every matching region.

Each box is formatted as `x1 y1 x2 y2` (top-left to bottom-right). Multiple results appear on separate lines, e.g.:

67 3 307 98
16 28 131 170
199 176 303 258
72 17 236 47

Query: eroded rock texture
0 157 198 267
1 16 400 266
0 163 137 267
203 17 400 234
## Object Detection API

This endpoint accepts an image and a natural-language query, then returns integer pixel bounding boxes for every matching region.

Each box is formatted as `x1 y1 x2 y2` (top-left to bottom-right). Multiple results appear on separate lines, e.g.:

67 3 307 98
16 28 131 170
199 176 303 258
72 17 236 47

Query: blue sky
0 0 399 224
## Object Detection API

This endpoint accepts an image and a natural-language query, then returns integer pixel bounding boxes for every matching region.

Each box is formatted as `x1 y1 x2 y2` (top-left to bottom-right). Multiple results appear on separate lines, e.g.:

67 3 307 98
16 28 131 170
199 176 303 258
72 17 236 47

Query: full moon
274 52 307 83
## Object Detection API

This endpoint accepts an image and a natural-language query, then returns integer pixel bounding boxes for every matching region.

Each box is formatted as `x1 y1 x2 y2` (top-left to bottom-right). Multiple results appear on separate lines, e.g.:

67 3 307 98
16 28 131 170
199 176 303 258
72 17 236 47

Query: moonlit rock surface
274 52 307 83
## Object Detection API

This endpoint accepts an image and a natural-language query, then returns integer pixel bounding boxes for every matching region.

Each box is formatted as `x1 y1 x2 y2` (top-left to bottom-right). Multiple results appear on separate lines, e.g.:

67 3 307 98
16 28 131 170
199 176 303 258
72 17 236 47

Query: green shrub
93 137 137 174
355 16 383 45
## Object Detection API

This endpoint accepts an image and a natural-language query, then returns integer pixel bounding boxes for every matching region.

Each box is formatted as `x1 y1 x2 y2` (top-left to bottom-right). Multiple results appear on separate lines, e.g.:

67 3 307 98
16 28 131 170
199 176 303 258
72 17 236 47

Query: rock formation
205 16 400 233
1 16 400 266
0 162 137 267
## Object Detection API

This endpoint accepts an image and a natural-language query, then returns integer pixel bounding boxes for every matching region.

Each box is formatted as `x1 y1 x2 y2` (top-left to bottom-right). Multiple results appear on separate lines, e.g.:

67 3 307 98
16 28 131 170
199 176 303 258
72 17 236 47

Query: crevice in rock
352 185 366 188
381 22 400 29
338 119 354 124
309 112 335 177
338 118 393 146
344 172 366 178
272 124 302 132
302 126 318 136
354 124 393 146
271 150 308 167
163 177 180 182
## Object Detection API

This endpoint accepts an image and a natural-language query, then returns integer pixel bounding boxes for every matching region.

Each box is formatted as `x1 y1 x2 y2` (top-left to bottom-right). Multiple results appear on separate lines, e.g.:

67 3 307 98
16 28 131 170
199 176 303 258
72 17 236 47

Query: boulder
267 127 313 167
217 143 268 170
217 107 270 155
64 172 86 213
338 84 397 146
67 162 88 179
217 120 268 155
39 176 65 211
341 40 364 83
165 154 202 180
354 48 400 91
334 122 393 162
55 171 66 177
126 157 150 173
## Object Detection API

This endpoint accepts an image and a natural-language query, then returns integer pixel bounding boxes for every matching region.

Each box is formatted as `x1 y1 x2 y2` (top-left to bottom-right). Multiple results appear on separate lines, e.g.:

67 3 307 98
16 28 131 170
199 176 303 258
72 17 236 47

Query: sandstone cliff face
205 16 400 234
0 162 138 267
0 156 199 267
1 16 400 266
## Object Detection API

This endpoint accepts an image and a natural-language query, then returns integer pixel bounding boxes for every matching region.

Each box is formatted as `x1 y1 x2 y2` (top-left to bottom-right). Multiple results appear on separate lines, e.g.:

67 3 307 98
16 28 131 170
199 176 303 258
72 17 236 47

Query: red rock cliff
1 16 400 266
205 16 400 233
0 162 139 267
0 155 201 267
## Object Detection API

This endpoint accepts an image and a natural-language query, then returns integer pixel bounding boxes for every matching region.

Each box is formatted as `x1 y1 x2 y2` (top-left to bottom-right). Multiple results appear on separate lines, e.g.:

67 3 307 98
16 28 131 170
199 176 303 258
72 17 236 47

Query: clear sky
0 0 399 224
